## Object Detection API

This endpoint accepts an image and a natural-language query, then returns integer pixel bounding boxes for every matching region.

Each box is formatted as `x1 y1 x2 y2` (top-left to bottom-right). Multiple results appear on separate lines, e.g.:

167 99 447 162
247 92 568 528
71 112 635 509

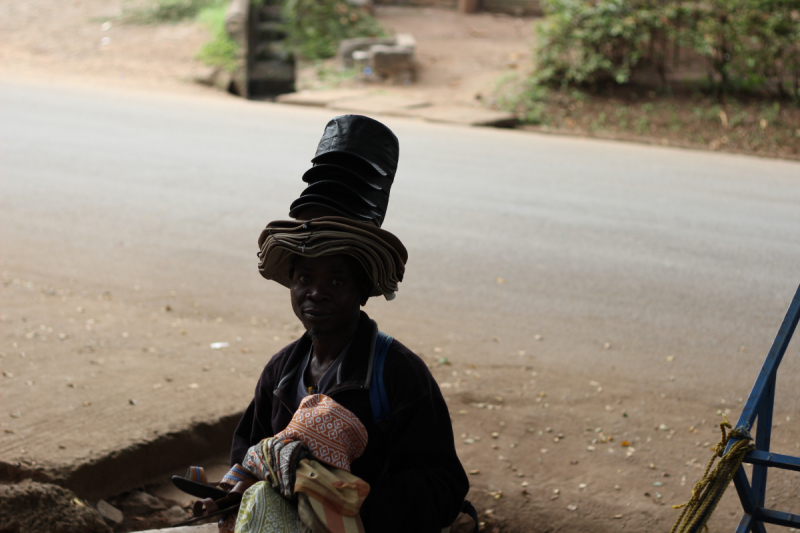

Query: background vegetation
494 0 800 159
282 0 385 60
121 0 239 71
195 3 241 73
533 0 800 97
123 0 385 67
121 0 225 24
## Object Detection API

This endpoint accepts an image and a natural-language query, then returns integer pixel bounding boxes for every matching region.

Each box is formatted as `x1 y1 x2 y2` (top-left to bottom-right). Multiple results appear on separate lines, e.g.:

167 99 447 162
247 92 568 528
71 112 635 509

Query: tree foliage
535 0 800 97
282 0 386 60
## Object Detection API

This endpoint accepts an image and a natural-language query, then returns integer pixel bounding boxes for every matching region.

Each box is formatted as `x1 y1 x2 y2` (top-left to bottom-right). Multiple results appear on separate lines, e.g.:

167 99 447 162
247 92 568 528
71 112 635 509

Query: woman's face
290 254 368 339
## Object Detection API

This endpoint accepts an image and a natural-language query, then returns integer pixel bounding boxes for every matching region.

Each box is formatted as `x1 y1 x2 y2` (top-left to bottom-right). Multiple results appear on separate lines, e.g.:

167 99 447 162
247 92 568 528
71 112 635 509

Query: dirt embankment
5 270 799 532
0 480 111 533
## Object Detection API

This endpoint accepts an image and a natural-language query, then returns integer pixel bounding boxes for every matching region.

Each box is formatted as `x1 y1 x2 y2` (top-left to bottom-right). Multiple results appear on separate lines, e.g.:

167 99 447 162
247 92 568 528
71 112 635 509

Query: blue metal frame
724 284 800 532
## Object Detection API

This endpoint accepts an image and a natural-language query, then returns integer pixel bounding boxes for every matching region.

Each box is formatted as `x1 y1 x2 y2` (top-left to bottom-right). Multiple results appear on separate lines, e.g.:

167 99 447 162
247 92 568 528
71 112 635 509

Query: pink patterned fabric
274 394 368 472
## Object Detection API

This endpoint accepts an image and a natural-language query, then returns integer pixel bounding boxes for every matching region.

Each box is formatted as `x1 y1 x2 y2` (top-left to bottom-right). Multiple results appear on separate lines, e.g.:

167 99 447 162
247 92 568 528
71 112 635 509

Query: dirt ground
0 0 533 103
0 480 111 533
4 267 799 533
296 5 535 107
2 2 799 533
515 89 800 161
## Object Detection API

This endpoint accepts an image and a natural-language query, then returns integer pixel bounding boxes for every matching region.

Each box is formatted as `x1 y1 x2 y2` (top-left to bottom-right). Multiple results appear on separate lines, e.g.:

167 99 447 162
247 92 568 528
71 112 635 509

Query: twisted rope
670 415 755 533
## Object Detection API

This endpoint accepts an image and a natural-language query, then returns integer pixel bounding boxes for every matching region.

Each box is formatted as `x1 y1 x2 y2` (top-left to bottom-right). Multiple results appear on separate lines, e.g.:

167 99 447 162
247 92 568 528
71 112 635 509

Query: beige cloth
257 217 408 300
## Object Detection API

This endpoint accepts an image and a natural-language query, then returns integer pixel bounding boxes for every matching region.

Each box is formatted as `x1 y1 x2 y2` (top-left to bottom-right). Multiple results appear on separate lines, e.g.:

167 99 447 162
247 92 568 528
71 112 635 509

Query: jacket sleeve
360 352 469 533
230 371 276 467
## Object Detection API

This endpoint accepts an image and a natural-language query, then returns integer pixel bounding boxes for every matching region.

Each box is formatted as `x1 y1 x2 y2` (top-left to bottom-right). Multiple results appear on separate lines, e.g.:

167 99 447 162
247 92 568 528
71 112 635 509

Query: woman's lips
303 309 332 318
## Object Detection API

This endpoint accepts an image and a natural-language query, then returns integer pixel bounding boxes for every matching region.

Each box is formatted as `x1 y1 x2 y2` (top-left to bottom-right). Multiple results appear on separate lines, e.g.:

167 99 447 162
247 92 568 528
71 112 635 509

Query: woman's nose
307 283 328 300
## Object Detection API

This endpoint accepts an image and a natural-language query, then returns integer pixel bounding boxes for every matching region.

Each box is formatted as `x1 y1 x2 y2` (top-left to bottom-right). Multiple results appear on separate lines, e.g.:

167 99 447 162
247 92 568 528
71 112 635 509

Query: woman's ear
359 281 370 306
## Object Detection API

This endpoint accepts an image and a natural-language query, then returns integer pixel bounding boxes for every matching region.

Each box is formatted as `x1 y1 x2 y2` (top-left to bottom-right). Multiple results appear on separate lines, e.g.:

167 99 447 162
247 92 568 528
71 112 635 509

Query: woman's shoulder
384 337 438 391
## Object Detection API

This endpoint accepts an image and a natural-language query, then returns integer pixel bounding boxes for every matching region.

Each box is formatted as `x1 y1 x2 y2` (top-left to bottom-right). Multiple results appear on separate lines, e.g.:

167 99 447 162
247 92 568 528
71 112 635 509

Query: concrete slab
275 89 371 107
403 105 517 127
327 93 431 115
275 89 517 128
138 524 217 533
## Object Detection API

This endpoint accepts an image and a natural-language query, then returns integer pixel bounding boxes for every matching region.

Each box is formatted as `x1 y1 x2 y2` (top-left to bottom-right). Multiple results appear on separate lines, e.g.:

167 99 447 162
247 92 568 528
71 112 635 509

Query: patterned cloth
222 397 370 533
274 395 368 473
242 440 278 487
223 464 255 488
234 481 299 533
271 439 307 498
294 458 370 519
224 438 299 533
220 514 236 533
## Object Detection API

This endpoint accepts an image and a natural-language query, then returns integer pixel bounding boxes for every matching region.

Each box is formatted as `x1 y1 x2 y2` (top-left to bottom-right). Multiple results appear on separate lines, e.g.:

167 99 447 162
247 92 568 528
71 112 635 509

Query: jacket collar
274 312 378 407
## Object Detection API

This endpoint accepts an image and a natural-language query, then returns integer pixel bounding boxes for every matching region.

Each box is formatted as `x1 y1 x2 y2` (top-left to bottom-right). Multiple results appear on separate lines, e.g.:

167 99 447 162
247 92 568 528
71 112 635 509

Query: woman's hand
191 491 244 518
192 497 219 517
230 479 256 494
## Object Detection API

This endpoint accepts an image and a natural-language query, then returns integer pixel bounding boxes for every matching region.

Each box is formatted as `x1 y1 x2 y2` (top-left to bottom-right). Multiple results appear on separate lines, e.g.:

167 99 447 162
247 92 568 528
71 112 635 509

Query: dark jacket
231 312 469 533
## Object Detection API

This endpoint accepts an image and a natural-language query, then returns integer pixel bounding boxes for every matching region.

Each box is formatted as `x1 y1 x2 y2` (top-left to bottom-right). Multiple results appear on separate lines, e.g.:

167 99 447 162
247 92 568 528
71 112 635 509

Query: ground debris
0 480 111 533
160 505 189 524
120 490 166 515
96 499 123 524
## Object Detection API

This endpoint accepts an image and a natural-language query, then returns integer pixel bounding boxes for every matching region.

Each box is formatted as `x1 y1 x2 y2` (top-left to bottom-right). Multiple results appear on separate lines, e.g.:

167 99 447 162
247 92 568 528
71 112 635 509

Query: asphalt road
2 79 800 422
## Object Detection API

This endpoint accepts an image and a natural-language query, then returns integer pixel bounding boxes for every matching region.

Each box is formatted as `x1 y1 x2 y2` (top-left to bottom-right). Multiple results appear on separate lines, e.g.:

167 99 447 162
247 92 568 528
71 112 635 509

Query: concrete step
327 93 432 115
402 104 517 127
276 89 373 107
276 90 517 128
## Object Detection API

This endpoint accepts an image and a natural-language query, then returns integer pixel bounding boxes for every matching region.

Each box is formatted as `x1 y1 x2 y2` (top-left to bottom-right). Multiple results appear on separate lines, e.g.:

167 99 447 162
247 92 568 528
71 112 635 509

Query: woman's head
289 254 371 339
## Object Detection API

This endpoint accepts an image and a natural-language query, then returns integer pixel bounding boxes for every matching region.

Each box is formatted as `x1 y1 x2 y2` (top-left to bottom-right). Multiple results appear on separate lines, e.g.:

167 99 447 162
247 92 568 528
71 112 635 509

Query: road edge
0 413 243 501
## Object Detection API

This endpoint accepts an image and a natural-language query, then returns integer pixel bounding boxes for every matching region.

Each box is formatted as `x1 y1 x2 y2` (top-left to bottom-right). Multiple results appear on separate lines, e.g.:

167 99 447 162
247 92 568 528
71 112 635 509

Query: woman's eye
332 279 344 287
299 275 310 283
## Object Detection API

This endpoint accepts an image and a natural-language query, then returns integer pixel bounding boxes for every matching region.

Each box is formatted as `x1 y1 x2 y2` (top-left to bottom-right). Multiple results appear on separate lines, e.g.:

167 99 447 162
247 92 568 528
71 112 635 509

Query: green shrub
534 0 800 97
494 72 549 124
282 0 385 60
122 0 224 24
196 4 241 72
535 0 687 87
704 0 800 98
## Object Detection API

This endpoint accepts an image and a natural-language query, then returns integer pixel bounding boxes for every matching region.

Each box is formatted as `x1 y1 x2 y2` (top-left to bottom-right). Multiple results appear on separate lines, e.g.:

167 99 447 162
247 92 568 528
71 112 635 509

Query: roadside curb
0 413 242 501
139 525 217 533
276 90 517 128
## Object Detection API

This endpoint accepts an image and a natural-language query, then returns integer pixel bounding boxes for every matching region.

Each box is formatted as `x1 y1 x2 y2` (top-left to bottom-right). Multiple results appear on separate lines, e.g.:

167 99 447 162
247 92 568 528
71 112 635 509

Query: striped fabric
185 466 208 484
294 458 370 519
222 464 255 487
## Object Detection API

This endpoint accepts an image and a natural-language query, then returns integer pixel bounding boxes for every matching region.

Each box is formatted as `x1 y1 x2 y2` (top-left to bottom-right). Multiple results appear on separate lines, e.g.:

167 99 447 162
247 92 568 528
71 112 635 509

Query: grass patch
121 0 224 24
195 3 241 73
121 0 240 73
494 77 800 160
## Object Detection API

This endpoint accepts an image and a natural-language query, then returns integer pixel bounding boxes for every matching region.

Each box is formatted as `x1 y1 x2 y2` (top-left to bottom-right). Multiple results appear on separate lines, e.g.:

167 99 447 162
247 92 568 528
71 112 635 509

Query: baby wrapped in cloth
221 394 371 533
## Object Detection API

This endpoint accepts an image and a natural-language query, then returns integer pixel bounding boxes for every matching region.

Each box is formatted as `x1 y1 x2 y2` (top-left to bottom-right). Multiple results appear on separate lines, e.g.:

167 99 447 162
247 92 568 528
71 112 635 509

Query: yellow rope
669 415 755 533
